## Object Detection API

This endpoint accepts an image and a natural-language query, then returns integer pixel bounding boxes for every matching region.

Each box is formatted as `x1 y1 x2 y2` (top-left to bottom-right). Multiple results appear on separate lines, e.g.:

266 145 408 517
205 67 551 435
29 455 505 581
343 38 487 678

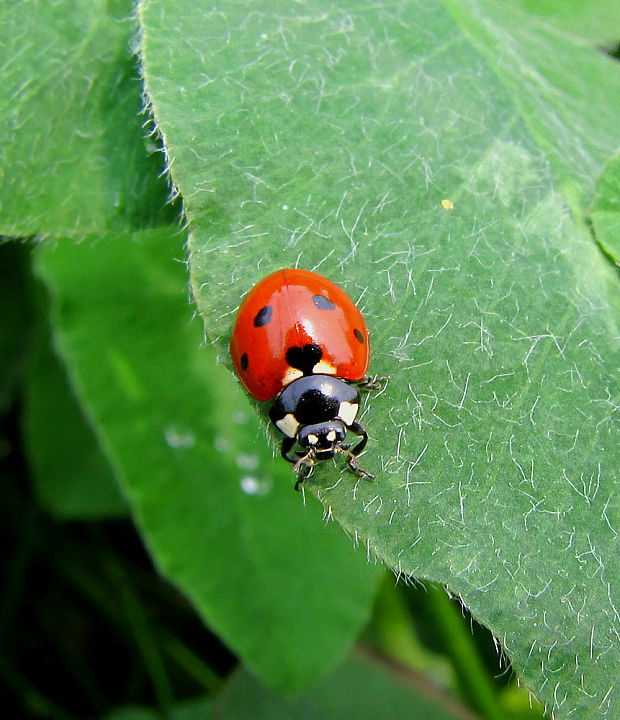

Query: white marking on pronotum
307 434 318 445
313 360 337 375
338 401 358 427
276 413 300 438
326 430 336 442
282 367 303 386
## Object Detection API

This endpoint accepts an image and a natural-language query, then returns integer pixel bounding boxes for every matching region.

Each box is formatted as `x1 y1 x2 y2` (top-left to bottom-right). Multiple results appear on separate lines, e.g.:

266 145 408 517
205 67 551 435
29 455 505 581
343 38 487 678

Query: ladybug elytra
230 268 379 488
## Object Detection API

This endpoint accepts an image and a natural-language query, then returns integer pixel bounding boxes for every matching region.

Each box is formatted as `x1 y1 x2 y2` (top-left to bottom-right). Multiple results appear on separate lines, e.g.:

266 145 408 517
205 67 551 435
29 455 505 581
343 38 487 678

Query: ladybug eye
312 295 336 310
253 305 273 327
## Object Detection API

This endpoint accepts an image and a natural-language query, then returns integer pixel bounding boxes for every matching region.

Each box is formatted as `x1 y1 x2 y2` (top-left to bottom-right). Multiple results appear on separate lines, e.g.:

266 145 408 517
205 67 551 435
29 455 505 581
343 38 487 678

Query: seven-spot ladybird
230 268 378 488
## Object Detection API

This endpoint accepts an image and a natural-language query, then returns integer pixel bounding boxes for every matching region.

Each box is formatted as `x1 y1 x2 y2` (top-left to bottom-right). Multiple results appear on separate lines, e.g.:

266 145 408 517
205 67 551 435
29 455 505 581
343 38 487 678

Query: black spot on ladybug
312 295 336 311
354 328 365 344
286 343 322 374
253 305 272 327
240 353 249 371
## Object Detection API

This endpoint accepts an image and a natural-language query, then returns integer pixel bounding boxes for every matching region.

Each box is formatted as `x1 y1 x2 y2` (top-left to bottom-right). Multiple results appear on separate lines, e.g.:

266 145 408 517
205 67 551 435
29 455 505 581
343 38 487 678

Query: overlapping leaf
0 0 171 237
35 230 381 692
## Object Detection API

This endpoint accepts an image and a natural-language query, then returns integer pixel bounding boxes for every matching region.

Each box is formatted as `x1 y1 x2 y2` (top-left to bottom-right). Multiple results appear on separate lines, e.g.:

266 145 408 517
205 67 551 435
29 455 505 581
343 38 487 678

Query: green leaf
441 0 620 205
34 229 381 692
139 0 620 717
217 653 464 720
501 0 620 46
590 152 620 264
0 0 171 237
22 313 127 519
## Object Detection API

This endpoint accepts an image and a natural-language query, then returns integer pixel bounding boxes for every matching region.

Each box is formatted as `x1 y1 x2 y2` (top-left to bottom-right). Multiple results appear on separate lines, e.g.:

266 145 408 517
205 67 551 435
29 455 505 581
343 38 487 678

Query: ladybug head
297 420 347 458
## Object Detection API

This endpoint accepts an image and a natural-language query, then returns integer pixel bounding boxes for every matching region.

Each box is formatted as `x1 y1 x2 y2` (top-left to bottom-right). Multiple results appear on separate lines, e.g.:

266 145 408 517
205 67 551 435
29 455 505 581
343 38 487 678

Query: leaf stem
429 587 505 720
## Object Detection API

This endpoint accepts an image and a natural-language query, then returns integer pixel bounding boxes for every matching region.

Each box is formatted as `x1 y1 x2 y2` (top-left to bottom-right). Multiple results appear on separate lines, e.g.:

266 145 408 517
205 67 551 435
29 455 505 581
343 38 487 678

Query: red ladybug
230 268 377 488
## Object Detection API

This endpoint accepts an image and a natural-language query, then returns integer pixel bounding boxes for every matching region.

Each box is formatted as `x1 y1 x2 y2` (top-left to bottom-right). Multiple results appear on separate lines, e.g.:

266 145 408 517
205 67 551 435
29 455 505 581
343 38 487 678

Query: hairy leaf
139 0 620 716
0 0 170 237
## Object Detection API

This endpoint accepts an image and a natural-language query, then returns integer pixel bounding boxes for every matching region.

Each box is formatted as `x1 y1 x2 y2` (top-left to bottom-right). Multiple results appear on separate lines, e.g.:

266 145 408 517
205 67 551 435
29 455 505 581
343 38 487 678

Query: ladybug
230 268 378 488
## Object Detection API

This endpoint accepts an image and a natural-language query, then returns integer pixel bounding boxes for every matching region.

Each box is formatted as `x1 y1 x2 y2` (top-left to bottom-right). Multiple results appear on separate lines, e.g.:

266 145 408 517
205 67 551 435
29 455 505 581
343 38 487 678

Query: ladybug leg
281 436 297 464
340 422 374 480
293 450 315 490
281 437 314 490
346 452 375 480
348 421 368 456
335 444 375 480
354 375 389 391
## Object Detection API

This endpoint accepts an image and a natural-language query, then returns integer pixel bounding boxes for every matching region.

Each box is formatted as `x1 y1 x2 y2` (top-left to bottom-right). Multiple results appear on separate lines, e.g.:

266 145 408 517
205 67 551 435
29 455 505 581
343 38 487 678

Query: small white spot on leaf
164 426 196 449
214 435 231 453
240 475 272 496
236 453 259 470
